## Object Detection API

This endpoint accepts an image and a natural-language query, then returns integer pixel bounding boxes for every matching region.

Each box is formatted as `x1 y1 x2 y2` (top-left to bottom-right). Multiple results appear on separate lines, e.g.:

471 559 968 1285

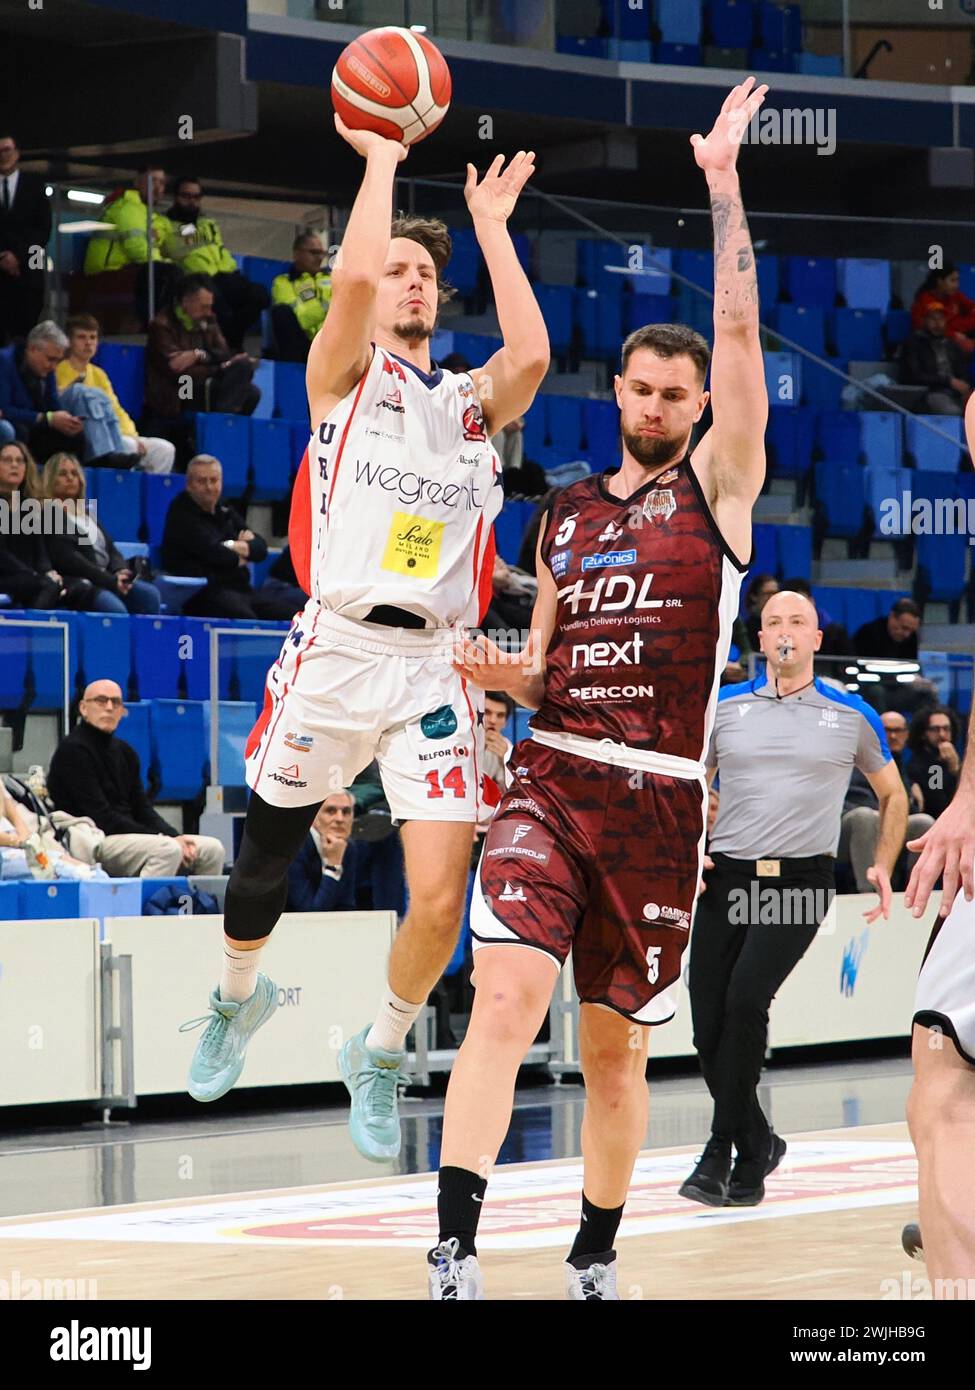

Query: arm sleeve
46 535 117 590
271 275 294 307
854 701 893 775
287 845 355 912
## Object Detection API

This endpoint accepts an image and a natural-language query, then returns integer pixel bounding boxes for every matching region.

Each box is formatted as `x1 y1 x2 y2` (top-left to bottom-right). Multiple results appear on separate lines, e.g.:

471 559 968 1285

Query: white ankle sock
220 943 262 1003
365 987 423 1053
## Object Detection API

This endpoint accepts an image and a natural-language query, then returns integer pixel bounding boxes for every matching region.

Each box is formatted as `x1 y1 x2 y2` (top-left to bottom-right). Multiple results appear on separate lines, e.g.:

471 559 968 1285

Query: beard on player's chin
393 318 435 344
621 427 685 469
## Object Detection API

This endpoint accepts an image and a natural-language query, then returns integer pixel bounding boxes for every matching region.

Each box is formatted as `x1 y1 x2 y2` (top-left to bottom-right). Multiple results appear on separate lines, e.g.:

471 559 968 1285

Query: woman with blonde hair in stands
0 439 95 609
38 453 161 614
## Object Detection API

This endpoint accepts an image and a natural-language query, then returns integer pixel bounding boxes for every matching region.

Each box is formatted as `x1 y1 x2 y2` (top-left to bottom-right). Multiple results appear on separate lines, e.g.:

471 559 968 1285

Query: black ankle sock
437 1166 487 1258
568 1192 625 1263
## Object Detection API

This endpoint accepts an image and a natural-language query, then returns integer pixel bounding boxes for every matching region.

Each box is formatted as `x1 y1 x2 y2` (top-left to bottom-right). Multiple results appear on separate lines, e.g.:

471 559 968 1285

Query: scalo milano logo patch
420 705 458 740
381 510 444 578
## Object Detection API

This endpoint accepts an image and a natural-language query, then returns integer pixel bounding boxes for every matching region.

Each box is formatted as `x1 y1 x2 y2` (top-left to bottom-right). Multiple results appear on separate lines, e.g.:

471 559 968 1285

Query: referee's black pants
688 853 835 1155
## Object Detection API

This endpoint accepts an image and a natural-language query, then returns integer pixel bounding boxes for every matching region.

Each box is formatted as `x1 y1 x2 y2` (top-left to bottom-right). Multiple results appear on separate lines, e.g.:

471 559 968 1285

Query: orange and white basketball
331 26 451 146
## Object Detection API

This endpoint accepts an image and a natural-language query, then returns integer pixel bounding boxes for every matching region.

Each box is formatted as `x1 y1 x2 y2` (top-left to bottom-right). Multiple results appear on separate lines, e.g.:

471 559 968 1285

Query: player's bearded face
620 421 683 468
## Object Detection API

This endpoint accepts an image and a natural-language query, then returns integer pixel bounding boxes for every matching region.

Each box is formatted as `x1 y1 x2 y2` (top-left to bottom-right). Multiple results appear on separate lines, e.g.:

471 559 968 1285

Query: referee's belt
709 852 836 878
362 605 430 630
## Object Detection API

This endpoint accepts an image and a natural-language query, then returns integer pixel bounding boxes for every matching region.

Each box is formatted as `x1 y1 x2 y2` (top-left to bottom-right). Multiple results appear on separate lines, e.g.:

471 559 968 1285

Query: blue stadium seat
749 48 797 72
494 503 530 566
289 421 311 468
884 309 912 349
594 286 623 355
624 294 672 335
144 473 186 562
608 38 654 61
546 397 584 454
0 881 21 921
88 469 142 542
858 412 903 469
446 227 481 295
93 342 145 422
533 285 574 354
756 254 780 307
759 1 801 50
453 333 502 368
657 43 701 65
865 466 911 536
675 285 712 337
837 259 891 313
250 547 279 591
657 0 702 43
119 700 152 775
583 400 620 460
250 358 275 419
785 256 837 308
193 414 250 496
522 401 545 458
234 635 276 706
630 245 672 296
575 288 599 352
272 361 308 423
816 411 860 461
0 617 29 708
812 585 845 630
206 701 258 786
906 415 963 472
19 881 81 920
140 876 191 910
801 358 845 411
832 309 884 361
707 0 755 49
673 249 714 290
918 532 966 604
132 615 183 699
176 616 229 701
776 524 812 580
511 233 532 278
556 35 609 58
751 524 778 578
239 256 291 296
798 53 843 76
76 613 132 693
763 351 802 407
765 406 814 479
773 304 826 357
149 700 208 801
26 618 71 710
814 461 866 538
606 0 649 38
250 418 294 502
842 588 880 638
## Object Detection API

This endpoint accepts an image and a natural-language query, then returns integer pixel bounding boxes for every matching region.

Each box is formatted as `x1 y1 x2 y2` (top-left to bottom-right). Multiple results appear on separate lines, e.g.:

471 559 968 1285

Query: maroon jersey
532 457 748 765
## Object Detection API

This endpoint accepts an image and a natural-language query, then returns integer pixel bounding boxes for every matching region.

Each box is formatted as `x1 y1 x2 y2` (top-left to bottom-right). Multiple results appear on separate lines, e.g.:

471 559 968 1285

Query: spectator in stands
143 274 259 465
161 453 284 619
743 572 778 649
0 779 105 881
39 454 161 614
900 302 972 416
0 133 51 345
485 552 536 632
56 314 174 473
0 321 86 464
854 597 921 661
906 705 961 821
840 709 934 892
0 440 95 609
911 263 975 354
270 232 332 362
257 545 308 619
82 165 182 327
163 178 269 350
483 691 513 790
46 679 225 878
286 790 406 914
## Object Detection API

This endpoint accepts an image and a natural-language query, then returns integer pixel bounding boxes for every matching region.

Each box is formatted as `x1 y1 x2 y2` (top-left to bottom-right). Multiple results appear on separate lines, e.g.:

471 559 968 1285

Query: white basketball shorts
245 606 486 823
914 876 975 1065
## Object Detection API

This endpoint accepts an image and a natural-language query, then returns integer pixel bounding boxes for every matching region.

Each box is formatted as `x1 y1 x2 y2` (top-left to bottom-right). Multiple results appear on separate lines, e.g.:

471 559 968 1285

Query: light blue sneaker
339 1026 407 1162
181 974 278 1102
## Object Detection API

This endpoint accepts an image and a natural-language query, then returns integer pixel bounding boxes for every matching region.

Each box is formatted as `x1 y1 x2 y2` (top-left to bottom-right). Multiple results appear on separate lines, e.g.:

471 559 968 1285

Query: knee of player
409 892 466 939
581 1041 647 1098
474 984 546 1044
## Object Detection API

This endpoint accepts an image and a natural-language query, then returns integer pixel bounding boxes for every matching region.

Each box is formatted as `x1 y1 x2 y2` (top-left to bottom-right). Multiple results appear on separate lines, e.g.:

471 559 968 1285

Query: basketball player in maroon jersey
427 78 770 1300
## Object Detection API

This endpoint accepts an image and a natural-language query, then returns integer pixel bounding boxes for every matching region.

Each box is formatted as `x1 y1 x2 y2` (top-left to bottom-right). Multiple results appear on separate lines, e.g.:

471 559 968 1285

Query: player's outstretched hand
904 791 975 921
465 152 536 224
453 628 542 692
864 864 892 924
334 113 408 162
690 76 768 175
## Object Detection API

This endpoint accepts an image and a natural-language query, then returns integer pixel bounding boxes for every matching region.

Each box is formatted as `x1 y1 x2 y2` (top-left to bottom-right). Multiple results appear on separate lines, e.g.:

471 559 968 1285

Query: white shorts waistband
530 727 707 782
314 607 461 657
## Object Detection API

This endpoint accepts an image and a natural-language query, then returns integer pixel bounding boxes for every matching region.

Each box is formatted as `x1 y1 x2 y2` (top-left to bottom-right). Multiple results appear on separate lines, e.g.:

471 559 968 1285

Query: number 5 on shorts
646 945 661 984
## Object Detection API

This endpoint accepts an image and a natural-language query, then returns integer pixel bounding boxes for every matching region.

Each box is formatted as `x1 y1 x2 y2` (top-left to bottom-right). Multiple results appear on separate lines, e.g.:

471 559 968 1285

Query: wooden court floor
0 1122 922 1300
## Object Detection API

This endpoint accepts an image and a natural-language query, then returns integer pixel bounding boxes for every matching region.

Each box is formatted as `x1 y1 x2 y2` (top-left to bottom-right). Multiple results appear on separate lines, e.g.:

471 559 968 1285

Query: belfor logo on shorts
421 705 458 739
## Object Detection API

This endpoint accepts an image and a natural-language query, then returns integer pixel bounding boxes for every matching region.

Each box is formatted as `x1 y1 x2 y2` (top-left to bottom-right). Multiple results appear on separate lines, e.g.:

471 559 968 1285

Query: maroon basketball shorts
472 739 707 1024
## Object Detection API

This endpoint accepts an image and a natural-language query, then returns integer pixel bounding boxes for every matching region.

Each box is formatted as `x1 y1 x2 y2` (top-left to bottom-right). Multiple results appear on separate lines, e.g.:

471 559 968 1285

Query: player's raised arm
692 79 769 518
306 116 407 426
465 153 550 434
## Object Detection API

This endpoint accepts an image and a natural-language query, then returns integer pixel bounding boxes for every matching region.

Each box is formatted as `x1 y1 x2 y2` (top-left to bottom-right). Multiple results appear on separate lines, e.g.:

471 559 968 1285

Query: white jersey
289 346 503 628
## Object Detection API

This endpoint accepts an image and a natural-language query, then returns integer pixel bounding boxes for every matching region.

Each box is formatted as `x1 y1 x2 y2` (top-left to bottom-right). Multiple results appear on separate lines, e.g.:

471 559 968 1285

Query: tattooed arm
689 79 770 559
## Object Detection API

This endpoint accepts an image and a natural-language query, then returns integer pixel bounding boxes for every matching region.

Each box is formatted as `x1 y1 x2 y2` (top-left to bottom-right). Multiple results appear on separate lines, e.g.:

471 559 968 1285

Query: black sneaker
902 1223 924 1262
725 1132 787 1206
678 1136 732 1207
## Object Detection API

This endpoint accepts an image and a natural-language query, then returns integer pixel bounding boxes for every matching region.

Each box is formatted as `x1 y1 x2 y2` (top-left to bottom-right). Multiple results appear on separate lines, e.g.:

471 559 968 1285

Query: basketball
331 26 451 146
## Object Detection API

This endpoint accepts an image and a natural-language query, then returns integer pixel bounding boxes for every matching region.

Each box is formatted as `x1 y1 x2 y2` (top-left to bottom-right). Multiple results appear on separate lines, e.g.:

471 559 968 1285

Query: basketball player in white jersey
902 392 975 1292
428 78 769 1299
184 115 549 1163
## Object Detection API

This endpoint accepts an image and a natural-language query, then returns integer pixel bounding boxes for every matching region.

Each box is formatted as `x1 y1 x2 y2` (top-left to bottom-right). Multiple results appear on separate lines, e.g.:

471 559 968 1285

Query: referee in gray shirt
680 590 908 1208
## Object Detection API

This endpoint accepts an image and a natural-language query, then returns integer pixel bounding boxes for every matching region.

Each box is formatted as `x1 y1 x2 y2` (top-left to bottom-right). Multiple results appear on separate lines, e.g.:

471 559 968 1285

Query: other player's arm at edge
464 153 550 434
454 515 557 711
690 78 770 563
904 392 975 920
861 759 908 923
306 117 408 428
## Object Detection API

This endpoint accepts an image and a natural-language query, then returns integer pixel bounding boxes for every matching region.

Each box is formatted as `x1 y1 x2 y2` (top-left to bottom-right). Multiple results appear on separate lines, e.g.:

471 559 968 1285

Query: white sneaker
565 1253 620 1300
427 1239 485 1300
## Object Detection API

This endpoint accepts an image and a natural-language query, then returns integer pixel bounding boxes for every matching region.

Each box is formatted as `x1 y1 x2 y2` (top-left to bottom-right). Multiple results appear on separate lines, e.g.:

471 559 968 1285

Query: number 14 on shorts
425 766 468 799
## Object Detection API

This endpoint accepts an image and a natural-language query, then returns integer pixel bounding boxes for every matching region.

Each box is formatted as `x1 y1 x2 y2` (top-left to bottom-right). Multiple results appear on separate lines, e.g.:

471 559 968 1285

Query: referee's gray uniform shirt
707 677 892 858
